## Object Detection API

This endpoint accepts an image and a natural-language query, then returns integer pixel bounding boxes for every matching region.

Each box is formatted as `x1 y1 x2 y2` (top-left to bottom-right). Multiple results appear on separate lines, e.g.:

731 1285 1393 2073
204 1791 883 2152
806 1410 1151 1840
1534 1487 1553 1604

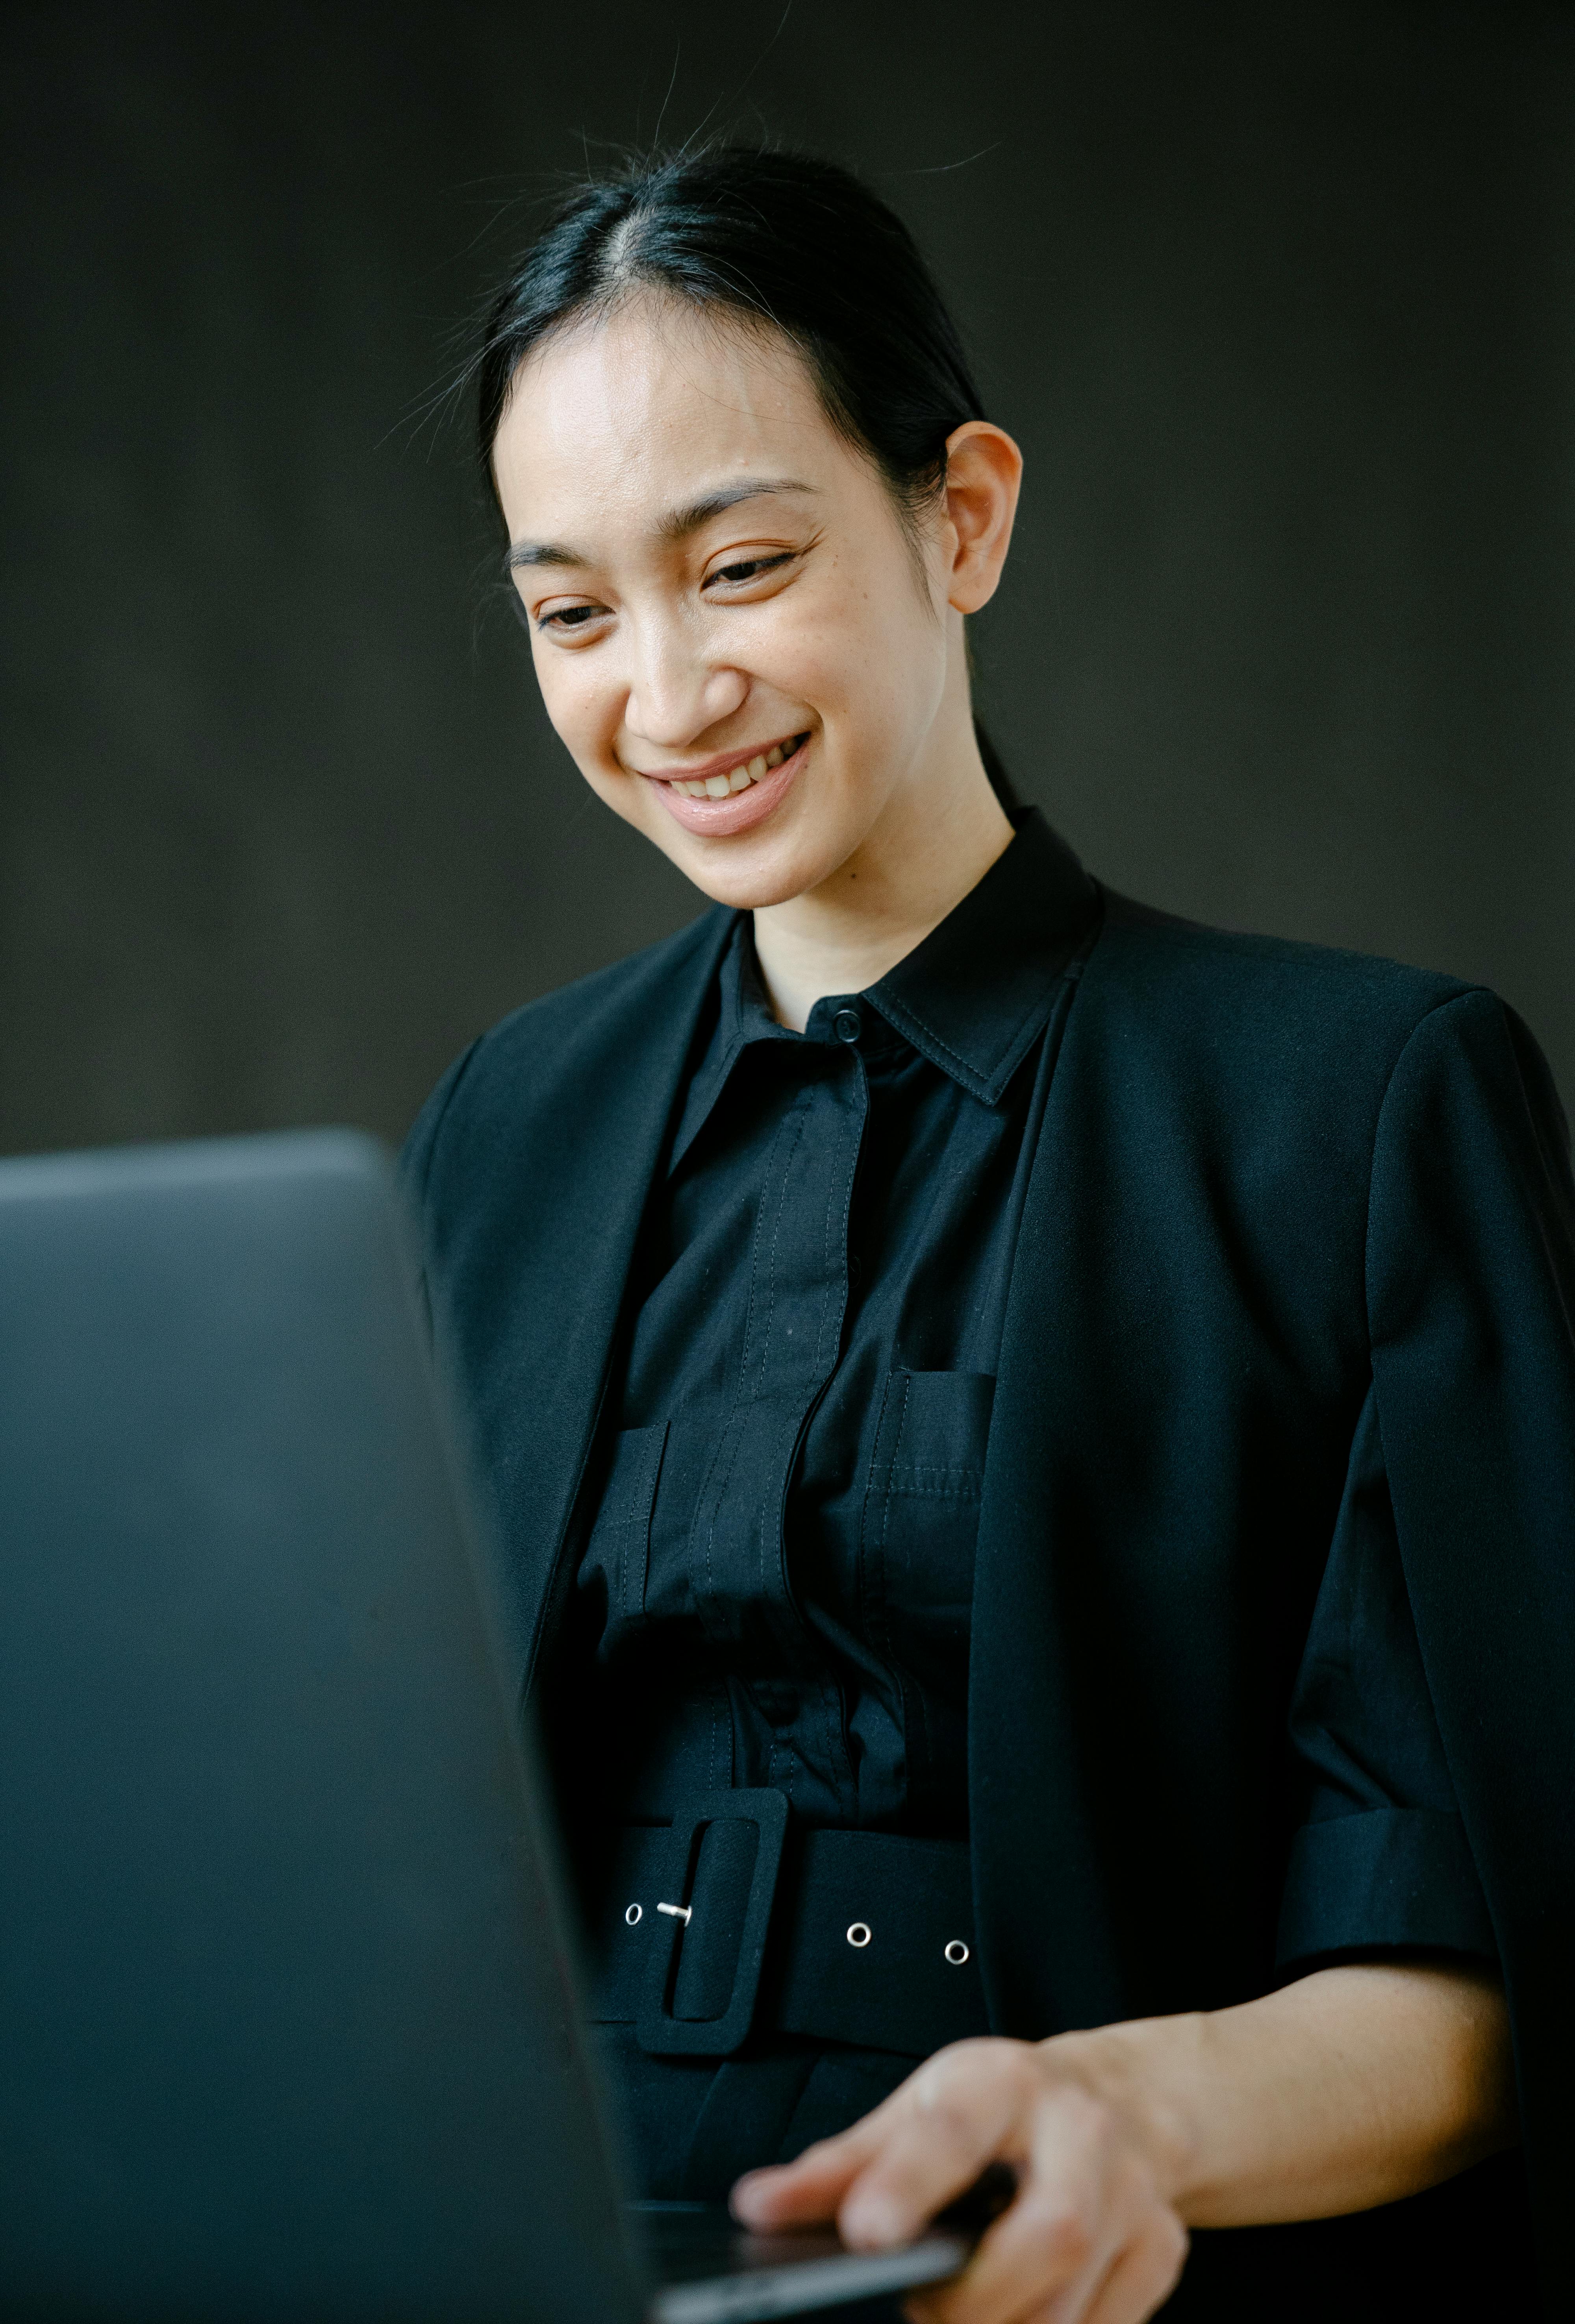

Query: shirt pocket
579 1419 669 1634
860 1371 995 1691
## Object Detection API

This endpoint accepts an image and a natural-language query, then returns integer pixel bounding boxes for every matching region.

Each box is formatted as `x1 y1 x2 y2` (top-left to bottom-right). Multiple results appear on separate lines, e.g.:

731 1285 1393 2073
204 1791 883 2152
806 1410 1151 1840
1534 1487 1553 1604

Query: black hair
476 144 984 532
474 144 1019 809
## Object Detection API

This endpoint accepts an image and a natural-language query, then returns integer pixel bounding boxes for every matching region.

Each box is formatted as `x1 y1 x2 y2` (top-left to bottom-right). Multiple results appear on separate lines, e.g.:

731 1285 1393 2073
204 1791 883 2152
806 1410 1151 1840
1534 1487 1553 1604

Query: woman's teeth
667 738 796 800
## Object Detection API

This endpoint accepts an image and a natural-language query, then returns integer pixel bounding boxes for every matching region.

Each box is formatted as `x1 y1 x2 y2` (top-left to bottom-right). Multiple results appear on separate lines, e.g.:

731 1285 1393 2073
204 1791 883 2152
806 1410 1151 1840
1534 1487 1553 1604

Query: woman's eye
538 602 607 633
705 552 795 590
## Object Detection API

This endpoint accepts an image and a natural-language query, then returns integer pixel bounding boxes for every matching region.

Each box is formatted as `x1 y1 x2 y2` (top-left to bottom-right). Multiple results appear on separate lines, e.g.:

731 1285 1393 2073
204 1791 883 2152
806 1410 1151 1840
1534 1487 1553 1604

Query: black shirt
573 806 1483 1943
548 812 1497 2213
575 815 1087 1839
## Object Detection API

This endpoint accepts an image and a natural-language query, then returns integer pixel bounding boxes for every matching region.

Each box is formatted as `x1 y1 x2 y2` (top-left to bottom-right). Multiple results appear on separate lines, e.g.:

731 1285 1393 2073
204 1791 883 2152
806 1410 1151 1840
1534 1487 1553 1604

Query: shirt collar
666 925 786 1171
862 809 1099 1104
670 809 1099 1170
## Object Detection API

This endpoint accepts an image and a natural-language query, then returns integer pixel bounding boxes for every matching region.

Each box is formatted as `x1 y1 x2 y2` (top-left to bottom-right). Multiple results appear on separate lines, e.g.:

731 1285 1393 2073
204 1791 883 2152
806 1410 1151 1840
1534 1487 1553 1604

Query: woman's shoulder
1096 883 1465 1004
468 905 730 1067
401 905 733 1205
1079 884 1571 1168
1088 883 1484 1063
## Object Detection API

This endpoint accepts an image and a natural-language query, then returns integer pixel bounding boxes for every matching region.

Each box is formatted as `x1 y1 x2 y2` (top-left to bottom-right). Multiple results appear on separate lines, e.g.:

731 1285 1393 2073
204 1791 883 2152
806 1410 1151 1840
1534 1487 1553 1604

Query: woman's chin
648 807 854 914
671 852 833 914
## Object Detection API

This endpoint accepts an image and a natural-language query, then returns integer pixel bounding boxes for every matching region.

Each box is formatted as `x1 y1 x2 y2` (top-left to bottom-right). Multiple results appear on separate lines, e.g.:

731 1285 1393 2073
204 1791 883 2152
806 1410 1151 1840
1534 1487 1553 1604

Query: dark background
2 1 1570 1156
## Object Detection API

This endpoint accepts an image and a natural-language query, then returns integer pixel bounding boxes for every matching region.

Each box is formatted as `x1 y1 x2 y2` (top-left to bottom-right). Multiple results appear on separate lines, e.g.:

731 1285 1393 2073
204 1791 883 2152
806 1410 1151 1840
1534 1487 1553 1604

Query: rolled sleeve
1277 1382 1495 1971
1279 1808 1495 1964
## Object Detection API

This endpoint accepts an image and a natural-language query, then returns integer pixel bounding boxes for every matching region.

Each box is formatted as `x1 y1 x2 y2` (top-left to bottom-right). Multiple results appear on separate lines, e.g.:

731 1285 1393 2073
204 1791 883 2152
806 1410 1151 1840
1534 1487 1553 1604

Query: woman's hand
731 2035 1189 2324
730 1963 1517 2324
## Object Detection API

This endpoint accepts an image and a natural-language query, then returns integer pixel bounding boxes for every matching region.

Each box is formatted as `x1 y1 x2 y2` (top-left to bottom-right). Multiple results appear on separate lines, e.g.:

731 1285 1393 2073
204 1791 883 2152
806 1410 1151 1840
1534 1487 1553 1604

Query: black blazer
403 836 1574 2312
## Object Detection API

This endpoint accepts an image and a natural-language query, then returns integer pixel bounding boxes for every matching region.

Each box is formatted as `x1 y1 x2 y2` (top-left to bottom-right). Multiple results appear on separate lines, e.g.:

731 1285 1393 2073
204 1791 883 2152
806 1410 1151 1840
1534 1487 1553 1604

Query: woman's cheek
533 651 606 760
773 582 914 731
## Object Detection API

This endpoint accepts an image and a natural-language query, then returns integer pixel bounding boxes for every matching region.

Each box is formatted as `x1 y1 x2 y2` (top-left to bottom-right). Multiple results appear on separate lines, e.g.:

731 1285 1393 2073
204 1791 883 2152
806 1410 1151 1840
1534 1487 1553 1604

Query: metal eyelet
625 1903 643 1927
944 1939 970 1966
846 1921 872 1948
657 1901 693 1924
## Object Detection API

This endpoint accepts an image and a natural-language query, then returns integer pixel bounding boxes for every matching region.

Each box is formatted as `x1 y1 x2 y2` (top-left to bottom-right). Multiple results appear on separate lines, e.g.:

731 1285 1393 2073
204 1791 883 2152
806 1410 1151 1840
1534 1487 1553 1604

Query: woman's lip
647 737 808 837
636 730 804 789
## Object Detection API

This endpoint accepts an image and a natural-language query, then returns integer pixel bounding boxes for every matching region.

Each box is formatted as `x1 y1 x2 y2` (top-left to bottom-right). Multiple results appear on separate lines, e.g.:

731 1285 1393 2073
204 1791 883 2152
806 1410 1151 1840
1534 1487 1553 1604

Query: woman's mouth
643 732 810 837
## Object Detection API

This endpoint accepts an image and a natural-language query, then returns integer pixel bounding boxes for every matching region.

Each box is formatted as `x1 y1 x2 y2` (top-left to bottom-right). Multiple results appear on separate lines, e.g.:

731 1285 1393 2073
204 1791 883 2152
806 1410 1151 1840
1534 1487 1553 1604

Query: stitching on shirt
856 1373 895 1646
870 992 988 1083
744 1098 811 1399
887 1374 930 1795
875 924 1098 1101
871 1373 910 1666
886 1461 984 1499
626 1422 666 1619
812 1063 861 1377
875 975 1056 1096
698 1410 747 1635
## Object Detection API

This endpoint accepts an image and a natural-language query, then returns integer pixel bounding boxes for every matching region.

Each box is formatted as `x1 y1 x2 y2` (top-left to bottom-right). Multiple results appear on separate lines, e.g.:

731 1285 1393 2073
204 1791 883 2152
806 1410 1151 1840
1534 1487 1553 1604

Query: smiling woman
402 148 1573 2321
481 171 1023 1025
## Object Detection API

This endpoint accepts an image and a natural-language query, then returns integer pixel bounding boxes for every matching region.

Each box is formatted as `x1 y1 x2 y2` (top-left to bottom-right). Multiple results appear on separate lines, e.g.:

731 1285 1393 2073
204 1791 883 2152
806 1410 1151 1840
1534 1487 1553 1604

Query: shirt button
832 1007 862 1045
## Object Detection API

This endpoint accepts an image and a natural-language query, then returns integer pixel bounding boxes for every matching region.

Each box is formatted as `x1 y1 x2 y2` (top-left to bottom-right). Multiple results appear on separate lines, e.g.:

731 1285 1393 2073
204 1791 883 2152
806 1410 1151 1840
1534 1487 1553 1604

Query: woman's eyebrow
506 539 585 572
505 478 817 572
655 477 817 543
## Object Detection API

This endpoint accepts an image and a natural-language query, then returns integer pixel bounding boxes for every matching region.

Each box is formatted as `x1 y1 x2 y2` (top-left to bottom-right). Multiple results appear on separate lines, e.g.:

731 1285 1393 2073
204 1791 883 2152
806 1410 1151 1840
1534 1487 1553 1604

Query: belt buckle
636 1788 789 2057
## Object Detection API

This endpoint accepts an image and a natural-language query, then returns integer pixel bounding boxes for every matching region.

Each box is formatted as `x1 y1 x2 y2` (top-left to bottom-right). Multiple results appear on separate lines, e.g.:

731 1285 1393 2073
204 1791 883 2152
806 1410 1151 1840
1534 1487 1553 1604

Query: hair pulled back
475 145 986 533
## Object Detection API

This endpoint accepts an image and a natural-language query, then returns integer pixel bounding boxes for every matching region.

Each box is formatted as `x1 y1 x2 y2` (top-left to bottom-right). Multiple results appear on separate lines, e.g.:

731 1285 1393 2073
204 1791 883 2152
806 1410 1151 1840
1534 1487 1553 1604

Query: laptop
0 1129 970 2322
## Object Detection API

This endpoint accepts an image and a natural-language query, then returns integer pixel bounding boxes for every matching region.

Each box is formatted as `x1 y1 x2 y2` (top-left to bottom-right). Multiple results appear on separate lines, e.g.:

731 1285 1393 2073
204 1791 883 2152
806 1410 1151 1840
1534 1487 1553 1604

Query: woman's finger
732 2040 1021 2235
910 2082 1120 2324
730 2096 902 2226
1073 2212 1189 2324
835 2043 1038 2250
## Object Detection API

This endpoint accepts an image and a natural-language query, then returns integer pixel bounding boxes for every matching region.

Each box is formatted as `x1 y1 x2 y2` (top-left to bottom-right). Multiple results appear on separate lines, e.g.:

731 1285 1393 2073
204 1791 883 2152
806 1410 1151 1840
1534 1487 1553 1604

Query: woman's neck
751 733 1015 1032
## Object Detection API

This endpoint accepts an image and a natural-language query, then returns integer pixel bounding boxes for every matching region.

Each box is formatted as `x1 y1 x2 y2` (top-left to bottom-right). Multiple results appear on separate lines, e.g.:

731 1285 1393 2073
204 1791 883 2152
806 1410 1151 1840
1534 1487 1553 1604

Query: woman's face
490 296 1010 910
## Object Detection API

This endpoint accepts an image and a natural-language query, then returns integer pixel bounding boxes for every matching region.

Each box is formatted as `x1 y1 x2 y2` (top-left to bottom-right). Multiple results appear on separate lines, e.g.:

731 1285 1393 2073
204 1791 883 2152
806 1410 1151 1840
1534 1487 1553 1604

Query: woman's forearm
1050 1959 1518 2228
734 1960 1520 2321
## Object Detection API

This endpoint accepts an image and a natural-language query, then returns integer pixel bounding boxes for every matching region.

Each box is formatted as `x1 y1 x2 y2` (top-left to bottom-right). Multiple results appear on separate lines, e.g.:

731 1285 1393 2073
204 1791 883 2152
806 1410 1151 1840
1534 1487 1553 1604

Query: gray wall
2 0 1570 1155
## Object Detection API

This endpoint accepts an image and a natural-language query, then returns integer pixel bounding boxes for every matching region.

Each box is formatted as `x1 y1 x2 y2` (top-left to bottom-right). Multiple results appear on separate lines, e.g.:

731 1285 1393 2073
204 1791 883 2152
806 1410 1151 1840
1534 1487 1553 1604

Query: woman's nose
622 631 747 749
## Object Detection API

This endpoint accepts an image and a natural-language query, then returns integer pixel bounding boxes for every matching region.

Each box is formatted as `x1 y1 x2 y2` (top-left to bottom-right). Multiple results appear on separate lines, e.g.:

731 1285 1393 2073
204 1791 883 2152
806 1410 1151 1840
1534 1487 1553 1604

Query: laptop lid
0 1130 645 2323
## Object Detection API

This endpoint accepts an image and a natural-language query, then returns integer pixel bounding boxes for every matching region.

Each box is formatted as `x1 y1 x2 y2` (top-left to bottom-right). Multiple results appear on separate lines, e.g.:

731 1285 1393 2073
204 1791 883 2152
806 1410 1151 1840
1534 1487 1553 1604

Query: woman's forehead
492 298 847 538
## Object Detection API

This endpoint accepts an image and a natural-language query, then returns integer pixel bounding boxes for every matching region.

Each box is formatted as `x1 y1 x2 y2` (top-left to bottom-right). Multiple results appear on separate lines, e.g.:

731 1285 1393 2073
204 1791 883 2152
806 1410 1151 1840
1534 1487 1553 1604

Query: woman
404 148 1573 2320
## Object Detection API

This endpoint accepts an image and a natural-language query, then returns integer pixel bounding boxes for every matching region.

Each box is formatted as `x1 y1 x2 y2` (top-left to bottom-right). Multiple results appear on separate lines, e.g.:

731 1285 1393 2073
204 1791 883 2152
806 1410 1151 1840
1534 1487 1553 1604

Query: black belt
585 1789 989 2061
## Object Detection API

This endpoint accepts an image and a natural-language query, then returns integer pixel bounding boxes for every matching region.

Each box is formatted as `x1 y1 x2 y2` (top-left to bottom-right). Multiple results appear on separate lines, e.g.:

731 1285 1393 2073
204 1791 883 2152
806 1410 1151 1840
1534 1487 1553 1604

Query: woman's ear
940 421 1023 615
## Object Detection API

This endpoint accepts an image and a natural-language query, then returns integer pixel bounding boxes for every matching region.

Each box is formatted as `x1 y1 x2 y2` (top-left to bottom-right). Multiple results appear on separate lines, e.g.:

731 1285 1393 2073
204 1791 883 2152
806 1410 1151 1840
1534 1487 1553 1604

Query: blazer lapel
418 909 736 1713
